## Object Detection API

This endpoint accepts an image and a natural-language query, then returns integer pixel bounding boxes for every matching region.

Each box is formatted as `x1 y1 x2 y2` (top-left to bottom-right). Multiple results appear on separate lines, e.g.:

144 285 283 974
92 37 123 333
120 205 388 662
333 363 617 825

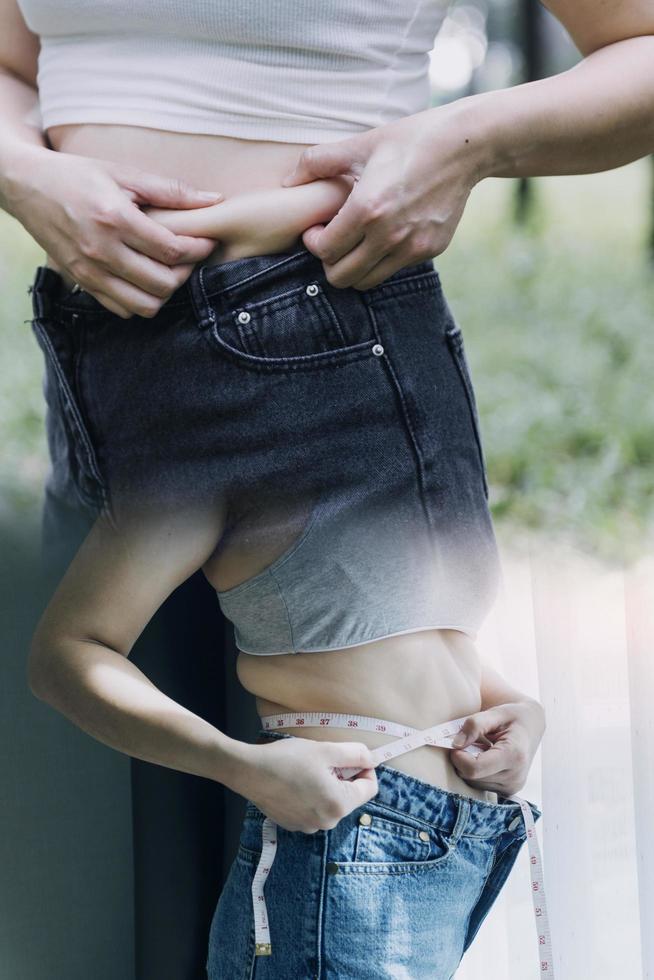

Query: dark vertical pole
515 0 545 223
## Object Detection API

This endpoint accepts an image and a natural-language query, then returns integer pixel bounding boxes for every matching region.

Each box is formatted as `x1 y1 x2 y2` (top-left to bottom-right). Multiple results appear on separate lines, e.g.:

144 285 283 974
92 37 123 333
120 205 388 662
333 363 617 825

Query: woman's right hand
242 737 379 834
7 146 223 318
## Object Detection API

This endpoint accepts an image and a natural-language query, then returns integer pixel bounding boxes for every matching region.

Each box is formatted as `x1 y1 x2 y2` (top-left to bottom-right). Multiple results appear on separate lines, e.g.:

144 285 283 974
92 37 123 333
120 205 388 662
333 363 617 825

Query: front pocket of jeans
209 280 375 367
343 807 458 873
444 324 489 499
31 316 109 513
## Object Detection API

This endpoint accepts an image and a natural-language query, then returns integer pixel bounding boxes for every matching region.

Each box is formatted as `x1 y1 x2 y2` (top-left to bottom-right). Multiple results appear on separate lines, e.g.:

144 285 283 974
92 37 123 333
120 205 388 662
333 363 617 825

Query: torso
45 123 316 288
45 123 496 804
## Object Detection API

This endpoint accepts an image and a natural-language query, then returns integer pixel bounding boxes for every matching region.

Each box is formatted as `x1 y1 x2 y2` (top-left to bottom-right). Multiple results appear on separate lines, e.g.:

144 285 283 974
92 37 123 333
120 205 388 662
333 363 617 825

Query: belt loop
450 796 470 845
30 268 50 322
189 265 215 331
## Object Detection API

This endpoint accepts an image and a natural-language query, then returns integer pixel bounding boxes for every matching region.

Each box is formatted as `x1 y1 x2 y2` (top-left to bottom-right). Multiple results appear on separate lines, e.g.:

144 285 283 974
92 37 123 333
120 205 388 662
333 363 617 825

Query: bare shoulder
33 500 227 658
539 0 654 56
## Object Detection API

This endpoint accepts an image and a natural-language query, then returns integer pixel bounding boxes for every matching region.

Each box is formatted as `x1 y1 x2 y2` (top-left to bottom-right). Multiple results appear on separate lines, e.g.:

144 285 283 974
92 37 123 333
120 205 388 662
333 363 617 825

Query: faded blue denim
206 729 542 980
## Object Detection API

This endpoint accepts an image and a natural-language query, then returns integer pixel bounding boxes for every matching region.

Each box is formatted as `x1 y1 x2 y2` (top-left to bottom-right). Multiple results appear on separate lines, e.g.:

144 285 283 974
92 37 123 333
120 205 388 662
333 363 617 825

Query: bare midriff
44 123 496 803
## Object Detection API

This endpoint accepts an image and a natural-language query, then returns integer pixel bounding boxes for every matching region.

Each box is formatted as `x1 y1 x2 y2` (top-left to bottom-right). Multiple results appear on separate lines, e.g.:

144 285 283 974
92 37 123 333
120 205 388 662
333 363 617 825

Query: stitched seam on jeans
366 304 434 534
460 843 496 954
364 269 440 305
32 319 108 510
316 825 329 978
205 249 313 302
445 329 489 498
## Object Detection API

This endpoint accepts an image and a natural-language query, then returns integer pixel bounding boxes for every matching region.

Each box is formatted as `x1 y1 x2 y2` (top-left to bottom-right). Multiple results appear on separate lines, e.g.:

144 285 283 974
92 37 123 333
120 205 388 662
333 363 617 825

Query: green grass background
1 159 653 562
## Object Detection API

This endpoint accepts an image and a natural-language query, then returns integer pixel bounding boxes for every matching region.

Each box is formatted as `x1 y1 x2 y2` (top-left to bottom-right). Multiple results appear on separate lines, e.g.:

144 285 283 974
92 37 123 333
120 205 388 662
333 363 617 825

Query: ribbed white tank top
17 0 450 143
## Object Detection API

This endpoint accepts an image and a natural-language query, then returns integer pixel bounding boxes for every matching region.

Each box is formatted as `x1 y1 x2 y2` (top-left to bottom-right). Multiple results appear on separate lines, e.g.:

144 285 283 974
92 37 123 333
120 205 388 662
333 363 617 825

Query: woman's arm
469 7 654 180
27 503 379 830
27 502 254 792
0 0 44 158
143 176 354 258
0 0 222 319
279 1 654 289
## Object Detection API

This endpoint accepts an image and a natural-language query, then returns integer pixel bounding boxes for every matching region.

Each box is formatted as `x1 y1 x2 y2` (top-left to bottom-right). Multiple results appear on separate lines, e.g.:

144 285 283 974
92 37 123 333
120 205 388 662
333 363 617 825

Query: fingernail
452 733 467 747
198 191 223 201
281 173 295 187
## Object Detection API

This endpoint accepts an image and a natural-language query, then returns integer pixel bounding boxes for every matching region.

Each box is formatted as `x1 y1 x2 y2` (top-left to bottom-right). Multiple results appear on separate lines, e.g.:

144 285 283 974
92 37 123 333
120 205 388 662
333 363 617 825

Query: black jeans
30 244 498 650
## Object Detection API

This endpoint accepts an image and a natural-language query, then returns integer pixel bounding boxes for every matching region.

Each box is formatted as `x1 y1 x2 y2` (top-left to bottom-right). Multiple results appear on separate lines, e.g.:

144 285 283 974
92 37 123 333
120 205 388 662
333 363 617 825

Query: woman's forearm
29 637 255 794
460 35 654 181
0 67 51 215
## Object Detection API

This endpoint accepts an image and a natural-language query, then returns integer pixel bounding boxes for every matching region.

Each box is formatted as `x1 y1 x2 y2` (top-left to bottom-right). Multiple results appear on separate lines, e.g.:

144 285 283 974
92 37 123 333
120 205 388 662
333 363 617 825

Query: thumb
344 765 379 806
110 163 224 208
450 705 513 748
281 139 367 188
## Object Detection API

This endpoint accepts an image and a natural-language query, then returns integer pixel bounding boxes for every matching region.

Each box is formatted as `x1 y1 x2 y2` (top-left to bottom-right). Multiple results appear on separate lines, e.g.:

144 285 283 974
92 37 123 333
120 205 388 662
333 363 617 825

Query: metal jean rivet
419 830 430 842
306 283 319 296
508 815 522 832
358 813 372 826
237 310 251 324
326 861 339 874
372 343 384 356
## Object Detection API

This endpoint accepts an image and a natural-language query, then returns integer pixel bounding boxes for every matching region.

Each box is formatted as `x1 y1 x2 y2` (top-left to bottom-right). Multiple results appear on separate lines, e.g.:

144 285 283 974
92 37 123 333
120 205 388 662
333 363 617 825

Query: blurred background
1 1 653 978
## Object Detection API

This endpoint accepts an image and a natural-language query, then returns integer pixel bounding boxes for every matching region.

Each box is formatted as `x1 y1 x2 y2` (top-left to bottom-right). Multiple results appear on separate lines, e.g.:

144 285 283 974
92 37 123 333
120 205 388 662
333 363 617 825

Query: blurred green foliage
437 158 654 562
1 159 653 560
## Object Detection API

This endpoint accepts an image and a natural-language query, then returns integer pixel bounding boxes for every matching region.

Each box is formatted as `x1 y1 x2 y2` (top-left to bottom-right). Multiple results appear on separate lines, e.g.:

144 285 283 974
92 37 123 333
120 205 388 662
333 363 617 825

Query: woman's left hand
448 700 547 797
279 100 487 290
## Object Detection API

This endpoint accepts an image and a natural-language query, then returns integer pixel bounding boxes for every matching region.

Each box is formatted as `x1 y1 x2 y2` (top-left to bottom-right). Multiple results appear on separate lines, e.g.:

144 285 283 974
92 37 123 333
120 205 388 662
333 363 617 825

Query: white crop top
17 0 450 144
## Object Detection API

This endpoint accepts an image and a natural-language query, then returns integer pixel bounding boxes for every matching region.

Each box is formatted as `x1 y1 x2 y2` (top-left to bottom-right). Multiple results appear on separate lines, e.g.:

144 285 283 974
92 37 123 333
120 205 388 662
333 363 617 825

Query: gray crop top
215 493 499 655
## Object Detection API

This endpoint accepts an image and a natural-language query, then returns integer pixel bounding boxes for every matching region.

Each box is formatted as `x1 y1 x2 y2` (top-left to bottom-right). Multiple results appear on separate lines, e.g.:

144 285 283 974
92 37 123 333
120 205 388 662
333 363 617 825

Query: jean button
358 813 372 826
372 343 384 356
237 310 251 324
326 861 339 874
306 283 319 296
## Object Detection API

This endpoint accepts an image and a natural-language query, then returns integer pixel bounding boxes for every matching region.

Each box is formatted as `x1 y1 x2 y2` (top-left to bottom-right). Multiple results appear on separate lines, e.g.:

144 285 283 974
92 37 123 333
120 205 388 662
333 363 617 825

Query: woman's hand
448 699 547 797
279 100 488 291
7 146 223 318
239 737 379 834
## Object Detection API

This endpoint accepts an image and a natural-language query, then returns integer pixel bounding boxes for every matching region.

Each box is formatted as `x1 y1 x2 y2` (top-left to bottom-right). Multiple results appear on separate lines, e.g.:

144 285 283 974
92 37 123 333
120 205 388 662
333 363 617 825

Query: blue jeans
206 729 542 980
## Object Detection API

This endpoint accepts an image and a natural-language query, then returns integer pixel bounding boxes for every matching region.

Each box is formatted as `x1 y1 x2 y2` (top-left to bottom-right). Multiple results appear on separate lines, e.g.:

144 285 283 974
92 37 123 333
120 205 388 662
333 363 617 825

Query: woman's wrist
216 737 264 799
433 93 509 186
0 141 53 217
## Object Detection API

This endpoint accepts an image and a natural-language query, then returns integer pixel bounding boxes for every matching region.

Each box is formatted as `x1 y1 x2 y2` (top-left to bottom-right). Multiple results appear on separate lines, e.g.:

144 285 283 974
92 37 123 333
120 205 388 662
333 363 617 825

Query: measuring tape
252 711 554 977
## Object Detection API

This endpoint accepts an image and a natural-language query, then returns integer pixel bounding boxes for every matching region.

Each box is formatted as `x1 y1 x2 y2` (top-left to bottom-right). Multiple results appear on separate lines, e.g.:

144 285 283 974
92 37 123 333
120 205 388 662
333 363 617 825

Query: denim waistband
255 728 541 839
28 242 438 325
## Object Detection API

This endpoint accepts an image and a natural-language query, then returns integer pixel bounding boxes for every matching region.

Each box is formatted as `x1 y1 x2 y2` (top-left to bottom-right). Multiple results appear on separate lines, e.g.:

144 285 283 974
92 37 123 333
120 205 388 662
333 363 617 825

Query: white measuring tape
252 711 554 977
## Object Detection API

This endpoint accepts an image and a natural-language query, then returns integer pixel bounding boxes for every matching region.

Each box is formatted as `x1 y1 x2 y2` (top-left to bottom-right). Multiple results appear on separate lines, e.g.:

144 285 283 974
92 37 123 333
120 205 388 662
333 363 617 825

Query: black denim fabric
28 242 499 643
